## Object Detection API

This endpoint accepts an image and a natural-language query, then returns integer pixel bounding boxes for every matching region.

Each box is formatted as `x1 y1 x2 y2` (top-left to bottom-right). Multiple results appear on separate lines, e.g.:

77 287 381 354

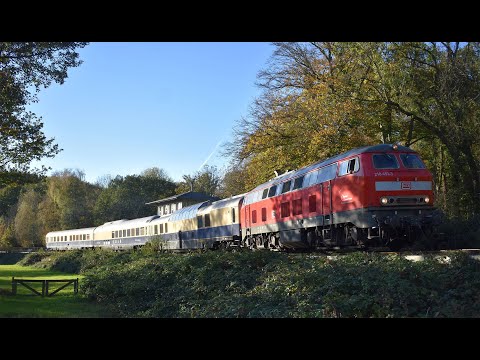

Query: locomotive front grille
396 197 418 204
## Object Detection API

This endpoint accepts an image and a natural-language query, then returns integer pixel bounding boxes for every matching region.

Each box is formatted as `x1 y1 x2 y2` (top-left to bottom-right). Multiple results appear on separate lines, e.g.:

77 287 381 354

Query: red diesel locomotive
240 143 437 250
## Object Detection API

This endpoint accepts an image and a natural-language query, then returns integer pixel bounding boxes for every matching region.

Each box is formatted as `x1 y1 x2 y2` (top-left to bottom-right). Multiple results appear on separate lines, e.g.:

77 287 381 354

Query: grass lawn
0 265 113 318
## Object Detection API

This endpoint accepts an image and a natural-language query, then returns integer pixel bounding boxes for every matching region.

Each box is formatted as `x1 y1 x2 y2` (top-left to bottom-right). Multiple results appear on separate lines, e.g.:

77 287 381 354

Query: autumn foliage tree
228 42 480 217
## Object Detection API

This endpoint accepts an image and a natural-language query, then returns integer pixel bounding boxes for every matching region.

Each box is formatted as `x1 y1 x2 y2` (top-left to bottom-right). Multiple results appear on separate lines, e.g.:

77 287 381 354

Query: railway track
296 248 480 262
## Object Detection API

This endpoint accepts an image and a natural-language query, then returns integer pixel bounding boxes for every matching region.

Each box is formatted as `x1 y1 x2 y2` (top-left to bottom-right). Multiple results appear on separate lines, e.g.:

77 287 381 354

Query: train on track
46 144 440 252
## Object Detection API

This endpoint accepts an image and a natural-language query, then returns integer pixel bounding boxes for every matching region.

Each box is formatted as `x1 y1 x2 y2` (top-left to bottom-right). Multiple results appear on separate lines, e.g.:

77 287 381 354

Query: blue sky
28 42 274 184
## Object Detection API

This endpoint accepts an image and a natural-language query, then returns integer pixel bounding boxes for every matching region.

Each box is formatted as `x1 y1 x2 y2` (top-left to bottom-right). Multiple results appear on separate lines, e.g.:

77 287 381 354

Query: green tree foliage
229 42 480 216
46 169 100 230
0 42 87 176
14 186 44 247
175 165 222 197
0 218 17 249
216 163 249 198
0 172 43 247
94 169 176 224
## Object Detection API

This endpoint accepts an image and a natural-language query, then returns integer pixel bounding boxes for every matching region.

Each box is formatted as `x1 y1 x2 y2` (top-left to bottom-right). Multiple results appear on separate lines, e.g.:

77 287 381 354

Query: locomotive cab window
204 214 211 227
373 154 399 169
400 154 425 169
197 216 203 228
338 157 359 176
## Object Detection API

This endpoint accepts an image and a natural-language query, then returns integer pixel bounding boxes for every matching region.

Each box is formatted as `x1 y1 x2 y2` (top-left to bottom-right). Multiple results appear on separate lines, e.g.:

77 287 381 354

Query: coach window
293 176 304 190
114 231 118 238
165 223 168 233
373 154 399 169
83 234 86 240
261 207 267 222
281 180 292 194
136 228 139 236
160 224 164 233
262 188 268 199
252 210 257 224
87 234 90 240
268 185 277 198
205 214 211 227
123 229 126 237
140 227 145 236
154 225 158 235
400 154 425 169
197 216 204 228
232 208 236 223
112 231 114 239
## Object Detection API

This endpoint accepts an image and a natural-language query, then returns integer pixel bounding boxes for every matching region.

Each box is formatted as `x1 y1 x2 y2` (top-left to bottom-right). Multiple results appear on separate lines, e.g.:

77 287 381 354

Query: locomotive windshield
372 154 399 169
400 154 425 169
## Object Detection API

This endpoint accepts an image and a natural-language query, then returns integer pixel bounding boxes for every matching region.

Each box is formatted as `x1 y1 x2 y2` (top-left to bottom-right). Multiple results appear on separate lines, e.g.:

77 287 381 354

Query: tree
46 169 100 230
216 162 249 198
228 42 480 216
141 167 173 181
0 218 17 250
175 165 222 197
0 42 88 176
94 170 176 224
14 187 43 247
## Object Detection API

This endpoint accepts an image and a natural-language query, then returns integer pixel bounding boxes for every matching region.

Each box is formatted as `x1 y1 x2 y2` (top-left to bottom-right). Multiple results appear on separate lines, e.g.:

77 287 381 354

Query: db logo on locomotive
401 181 412 190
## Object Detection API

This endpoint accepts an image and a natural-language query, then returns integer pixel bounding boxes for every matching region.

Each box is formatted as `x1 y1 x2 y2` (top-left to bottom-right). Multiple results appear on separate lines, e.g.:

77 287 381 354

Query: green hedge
19 248 480 318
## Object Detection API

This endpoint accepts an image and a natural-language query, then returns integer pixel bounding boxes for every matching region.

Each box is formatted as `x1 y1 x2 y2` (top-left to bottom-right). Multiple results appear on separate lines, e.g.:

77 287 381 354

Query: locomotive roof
249 143 416 192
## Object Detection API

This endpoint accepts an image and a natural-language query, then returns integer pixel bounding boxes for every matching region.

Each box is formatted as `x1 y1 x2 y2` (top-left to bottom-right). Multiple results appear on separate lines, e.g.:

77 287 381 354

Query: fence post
74 278 79 294
12 277 16 295
45 280 49 297
42 280 46 297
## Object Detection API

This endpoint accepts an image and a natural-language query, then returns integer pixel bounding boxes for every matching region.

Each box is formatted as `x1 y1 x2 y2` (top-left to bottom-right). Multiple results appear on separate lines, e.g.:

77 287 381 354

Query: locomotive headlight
424 196 430 204
380 197 388 205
